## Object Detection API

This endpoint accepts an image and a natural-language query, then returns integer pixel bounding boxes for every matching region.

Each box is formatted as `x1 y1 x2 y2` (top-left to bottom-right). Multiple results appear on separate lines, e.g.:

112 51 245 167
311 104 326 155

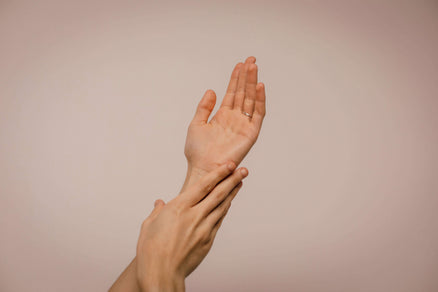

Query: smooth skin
137 162 248 291
181 56 266 192
109 163 248 292
109 56 266 291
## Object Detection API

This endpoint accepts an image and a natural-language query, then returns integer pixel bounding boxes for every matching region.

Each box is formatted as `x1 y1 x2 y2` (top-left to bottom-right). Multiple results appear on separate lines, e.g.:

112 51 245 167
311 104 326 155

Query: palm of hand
185 107 258 173
184 57 266 174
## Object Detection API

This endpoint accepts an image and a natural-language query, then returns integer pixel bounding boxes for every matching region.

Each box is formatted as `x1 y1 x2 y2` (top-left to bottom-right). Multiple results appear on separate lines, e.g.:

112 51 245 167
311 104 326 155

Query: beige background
1 0 438 291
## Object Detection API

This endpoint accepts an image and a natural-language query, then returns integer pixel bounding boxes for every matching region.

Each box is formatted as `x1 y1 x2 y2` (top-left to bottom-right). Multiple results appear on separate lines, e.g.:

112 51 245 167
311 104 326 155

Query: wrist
109 257 142 292
179 164 209 193
137 258 185 292
140 274 185 292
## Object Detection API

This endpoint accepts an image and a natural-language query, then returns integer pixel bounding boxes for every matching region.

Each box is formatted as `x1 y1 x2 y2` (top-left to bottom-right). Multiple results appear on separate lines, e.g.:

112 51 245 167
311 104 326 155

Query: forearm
109 257 185 292
110 167 195 292
140 275 185 292
109 257 141 292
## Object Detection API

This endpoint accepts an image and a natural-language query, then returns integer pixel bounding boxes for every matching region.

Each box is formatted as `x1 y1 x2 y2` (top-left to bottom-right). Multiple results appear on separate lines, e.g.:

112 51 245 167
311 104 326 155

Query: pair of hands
110 56 266 292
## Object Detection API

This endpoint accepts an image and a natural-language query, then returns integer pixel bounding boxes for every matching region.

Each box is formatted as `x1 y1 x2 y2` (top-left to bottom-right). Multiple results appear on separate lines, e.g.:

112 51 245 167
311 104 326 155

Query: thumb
192 89 216 124
149 199 165 219
154 199 165 208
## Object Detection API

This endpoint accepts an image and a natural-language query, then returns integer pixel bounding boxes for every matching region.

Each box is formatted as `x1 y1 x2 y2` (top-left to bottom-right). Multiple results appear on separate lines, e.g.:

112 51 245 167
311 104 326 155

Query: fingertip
240 167 249 177
246 56 256 63
206 89 216 97
200 89 216 108
230 63 243 79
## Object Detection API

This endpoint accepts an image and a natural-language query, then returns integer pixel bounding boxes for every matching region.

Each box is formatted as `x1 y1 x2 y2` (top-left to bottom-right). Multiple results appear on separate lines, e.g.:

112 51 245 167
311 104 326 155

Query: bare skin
109 56 266 291
109 163 247 292
181 56 266 192
137 163 248 291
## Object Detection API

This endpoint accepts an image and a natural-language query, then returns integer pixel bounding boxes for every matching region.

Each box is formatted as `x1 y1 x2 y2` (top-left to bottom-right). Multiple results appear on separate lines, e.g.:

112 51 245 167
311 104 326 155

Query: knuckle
213 190 224 202
196 229 210 245
203 239 213 249
212 192 227 208
202 234 210 245
202 181 215 193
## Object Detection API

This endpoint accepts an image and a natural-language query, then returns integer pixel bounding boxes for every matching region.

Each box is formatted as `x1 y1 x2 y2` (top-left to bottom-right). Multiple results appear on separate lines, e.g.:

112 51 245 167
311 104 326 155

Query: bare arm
110 56 266 291
109 258 141 292
110 162 247 292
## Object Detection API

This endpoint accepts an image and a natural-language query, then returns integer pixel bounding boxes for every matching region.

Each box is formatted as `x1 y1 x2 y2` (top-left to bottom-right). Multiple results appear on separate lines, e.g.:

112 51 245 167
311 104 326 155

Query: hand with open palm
110 56 266 292
182 56 266 191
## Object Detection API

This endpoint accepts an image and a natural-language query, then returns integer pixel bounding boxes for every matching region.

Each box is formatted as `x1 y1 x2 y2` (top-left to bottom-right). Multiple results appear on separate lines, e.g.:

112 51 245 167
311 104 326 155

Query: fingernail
227 162 236 171
240 168 248 177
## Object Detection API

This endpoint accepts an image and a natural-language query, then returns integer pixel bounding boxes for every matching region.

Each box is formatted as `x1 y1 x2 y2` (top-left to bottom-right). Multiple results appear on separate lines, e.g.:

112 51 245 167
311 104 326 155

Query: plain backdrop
1 0 437 291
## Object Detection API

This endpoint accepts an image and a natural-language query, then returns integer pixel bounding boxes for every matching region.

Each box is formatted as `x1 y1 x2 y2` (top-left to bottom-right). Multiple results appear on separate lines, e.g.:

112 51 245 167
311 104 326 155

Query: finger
184 162 237 206
252 82 266 129
220 63 243 109
196 167 248 217
245 56 256 64
242 63 258 118
233 62 249 110
205 181 242 233
191 89 217 125
208 212 226 243
149 199 165 220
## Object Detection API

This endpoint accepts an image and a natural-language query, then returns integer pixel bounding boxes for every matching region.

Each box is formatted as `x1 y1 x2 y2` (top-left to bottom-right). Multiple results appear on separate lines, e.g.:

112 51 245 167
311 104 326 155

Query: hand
182 56 266 191
136 162 249 292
